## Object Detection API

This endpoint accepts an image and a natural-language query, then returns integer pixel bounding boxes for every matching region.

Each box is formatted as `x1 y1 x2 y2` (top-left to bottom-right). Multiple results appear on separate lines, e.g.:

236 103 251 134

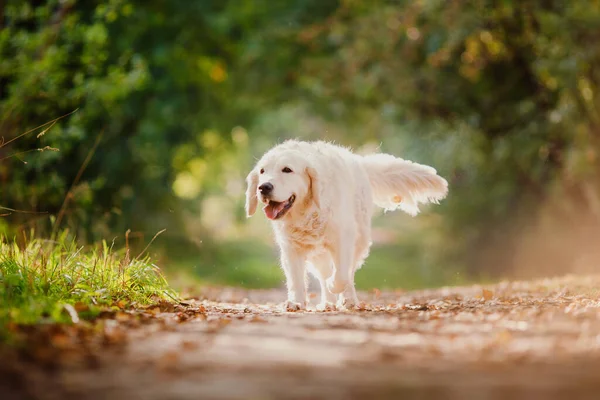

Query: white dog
245 140 448 311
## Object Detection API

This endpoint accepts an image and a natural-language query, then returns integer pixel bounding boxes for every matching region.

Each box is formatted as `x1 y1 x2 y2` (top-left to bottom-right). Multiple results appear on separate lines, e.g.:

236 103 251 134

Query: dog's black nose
258 182 273 195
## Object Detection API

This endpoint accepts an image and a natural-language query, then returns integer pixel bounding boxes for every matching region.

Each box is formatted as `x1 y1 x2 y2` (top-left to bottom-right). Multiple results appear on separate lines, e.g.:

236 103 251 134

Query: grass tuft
0 231 177 332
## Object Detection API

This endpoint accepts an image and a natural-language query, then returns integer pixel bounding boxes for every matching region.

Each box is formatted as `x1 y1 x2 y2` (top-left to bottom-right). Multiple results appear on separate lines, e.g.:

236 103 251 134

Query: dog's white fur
245 140 448 311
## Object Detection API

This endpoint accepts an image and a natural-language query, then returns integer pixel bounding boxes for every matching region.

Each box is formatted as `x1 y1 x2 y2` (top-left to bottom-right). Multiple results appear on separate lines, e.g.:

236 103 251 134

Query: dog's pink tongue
264 201 285 220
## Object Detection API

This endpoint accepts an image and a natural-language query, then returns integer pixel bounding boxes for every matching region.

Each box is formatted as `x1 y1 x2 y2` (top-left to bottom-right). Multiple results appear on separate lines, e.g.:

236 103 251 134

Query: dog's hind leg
327 227 355 295
339 238 371 309
338 257 364 309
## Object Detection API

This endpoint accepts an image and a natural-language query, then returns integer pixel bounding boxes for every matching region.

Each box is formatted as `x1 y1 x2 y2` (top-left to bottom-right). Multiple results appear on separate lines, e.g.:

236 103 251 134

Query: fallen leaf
483 289 494 301
156 300 176 312
115 311 134 322
147 307 161 315
74 302 89 312
175 312 191 323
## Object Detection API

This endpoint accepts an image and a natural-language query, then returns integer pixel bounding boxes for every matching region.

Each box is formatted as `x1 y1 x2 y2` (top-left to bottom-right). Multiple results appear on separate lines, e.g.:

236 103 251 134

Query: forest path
4 275 600 400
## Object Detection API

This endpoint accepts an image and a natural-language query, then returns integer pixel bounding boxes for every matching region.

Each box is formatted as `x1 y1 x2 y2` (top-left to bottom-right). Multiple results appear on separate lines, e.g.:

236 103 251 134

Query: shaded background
2 0 600 291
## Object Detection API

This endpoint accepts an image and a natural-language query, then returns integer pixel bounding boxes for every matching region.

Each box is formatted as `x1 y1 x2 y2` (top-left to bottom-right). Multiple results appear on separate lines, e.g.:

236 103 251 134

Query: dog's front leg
280 247 307 311
327 228 354 295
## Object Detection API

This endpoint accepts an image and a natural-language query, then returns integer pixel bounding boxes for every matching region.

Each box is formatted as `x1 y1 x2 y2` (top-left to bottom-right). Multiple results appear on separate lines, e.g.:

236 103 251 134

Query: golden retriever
245 140 448 311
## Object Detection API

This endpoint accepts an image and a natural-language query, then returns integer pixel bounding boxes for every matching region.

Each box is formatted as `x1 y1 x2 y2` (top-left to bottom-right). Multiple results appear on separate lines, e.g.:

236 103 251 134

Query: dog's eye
259 168 264 174
282 167 293 173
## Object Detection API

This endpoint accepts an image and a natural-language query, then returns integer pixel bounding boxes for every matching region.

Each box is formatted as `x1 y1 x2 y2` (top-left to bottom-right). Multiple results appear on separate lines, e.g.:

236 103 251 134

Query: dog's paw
326 277 348 294
315 302 337 312
282 300 306 312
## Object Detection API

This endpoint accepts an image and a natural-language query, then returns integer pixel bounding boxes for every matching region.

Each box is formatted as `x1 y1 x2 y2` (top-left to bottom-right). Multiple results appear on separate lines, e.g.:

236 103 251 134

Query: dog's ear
306 166 321 209
245 169 259 217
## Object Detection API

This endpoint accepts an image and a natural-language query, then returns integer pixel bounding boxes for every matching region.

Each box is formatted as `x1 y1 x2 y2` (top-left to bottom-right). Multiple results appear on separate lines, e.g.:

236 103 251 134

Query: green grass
0 231 177 336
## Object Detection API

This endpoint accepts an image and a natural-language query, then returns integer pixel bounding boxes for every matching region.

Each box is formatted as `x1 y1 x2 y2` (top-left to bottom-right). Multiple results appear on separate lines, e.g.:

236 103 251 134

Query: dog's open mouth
263 194 296 220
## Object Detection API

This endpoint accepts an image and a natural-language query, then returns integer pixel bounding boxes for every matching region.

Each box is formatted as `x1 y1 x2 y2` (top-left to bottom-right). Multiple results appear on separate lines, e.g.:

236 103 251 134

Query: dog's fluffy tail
360 153 448 216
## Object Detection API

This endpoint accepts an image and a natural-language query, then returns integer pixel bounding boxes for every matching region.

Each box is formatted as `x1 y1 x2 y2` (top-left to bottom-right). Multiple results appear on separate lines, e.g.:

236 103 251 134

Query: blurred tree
0 0 336 240
2 0 600 279
242 0 600 277
0 0 245 241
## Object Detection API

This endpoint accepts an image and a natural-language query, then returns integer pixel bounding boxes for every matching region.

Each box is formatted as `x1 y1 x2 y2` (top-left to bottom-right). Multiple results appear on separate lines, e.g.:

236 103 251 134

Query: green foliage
0 231 176 333
3 0 600 284
0 0 252 238
247 0 600 276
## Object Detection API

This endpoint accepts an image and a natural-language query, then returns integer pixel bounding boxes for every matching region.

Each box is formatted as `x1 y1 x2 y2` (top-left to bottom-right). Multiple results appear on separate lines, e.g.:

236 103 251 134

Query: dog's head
245 149 320 220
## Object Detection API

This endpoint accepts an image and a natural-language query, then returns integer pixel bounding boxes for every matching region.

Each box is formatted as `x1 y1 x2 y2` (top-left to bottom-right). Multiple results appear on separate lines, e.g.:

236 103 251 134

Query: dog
245 140 448 311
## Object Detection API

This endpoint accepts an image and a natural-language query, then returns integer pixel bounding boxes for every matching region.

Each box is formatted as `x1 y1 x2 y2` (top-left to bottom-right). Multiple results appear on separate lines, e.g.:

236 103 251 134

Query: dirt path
5 275 600 400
